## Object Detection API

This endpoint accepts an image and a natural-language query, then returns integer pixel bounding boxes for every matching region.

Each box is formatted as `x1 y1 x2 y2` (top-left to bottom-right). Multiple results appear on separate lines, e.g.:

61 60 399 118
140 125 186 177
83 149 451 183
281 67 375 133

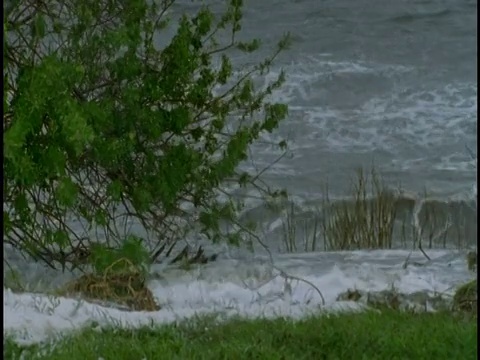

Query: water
238 0 477 196
4 0 477 345
222 0 478 248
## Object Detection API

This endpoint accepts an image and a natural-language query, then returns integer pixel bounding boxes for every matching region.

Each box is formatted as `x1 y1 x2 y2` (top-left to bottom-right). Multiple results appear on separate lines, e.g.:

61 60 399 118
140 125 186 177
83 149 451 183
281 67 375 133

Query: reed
281 166 472 253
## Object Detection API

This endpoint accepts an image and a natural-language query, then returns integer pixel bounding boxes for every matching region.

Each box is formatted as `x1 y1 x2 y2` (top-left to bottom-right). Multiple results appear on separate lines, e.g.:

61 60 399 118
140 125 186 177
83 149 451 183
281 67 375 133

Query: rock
336 288 452 313
453 279 477 316
466 251 477 271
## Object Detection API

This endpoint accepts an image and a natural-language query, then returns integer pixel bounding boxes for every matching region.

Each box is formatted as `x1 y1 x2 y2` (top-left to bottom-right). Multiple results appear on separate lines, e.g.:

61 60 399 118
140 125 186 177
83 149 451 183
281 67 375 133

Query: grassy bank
5 310 477 360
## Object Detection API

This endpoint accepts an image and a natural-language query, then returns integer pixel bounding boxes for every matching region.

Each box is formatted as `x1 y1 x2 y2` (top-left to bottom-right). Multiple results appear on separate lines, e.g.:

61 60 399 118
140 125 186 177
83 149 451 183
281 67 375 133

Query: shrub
4 0 290 271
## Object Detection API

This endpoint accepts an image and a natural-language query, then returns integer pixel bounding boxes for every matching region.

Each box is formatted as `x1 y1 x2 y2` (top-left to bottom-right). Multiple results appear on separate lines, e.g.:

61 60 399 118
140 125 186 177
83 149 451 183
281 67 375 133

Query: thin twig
233 219 326 307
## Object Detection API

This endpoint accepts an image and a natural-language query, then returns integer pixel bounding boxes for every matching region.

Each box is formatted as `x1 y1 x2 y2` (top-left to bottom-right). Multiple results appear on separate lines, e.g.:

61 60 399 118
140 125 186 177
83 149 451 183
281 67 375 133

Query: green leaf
94 209 107 227
119 236 150 272
3 211 12 235
90 244 117 275
13 193 29 218
107 181 123 201
237 39 261 52
53 230 70 248
34 15 46 38
56 178 78 207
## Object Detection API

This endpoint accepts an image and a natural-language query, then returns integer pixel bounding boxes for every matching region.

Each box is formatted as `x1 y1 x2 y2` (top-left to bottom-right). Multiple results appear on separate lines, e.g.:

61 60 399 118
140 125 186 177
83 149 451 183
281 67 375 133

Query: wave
388 9 453 23
239 193 477 251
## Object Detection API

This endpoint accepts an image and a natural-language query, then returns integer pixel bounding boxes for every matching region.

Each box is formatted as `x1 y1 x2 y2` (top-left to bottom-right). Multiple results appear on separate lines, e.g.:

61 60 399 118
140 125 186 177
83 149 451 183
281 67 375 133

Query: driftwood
36 241 218 272
169 245 218 265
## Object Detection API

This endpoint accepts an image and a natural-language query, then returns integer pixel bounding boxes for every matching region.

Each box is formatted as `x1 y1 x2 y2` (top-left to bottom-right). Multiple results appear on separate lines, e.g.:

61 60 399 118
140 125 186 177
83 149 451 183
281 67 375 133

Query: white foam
279 84 477 154
250 54 477 176
4 249 474 346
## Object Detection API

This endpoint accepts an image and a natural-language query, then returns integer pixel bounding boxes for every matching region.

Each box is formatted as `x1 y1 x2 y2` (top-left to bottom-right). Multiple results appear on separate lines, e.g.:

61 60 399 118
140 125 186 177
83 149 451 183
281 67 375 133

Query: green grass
5 310 477 360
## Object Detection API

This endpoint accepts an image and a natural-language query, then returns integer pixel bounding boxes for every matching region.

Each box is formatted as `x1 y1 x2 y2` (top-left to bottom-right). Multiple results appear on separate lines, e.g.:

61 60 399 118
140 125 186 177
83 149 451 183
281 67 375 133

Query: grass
5 310 477 360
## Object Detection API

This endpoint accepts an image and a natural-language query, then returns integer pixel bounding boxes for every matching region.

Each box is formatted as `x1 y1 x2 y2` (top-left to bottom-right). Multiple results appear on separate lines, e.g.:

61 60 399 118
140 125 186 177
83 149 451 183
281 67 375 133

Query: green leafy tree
3 0 290 271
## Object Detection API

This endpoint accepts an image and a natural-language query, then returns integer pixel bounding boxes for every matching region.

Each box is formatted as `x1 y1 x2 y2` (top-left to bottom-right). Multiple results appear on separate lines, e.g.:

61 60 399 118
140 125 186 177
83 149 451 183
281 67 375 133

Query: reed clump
321 168 397 250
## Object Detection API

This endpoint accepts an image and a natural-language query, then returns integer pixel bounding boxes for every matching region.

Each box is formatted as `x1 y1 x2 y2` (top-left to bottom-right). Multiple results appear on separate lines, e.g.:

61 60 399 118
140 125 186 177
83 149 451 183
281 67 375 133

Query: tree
3 0 290 272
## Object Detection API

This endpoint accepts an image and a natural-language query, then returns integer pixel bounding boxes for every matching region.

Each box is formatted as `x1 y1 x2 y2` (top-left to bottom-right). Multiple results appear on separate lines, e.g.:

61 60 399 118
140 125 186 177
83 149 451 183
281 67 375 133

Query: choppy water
163 0 477 192
169 0 477 197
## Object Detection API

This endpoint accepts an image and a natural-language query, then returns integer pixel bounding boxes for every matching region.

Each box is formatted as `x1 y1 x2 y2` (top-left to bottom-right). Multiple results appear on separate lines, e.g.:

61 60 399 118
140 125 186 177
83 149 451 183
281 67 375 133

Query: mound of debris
336 288 452 313
452 279 477 316
58 258 160 312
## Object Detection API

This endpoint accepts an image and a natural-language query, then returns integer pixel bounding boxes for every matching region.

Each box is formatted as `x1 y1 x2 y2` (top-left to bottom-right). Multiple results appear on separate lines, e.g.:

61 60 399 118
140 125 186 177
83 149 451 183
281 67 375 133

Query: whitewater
4 249 476 345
